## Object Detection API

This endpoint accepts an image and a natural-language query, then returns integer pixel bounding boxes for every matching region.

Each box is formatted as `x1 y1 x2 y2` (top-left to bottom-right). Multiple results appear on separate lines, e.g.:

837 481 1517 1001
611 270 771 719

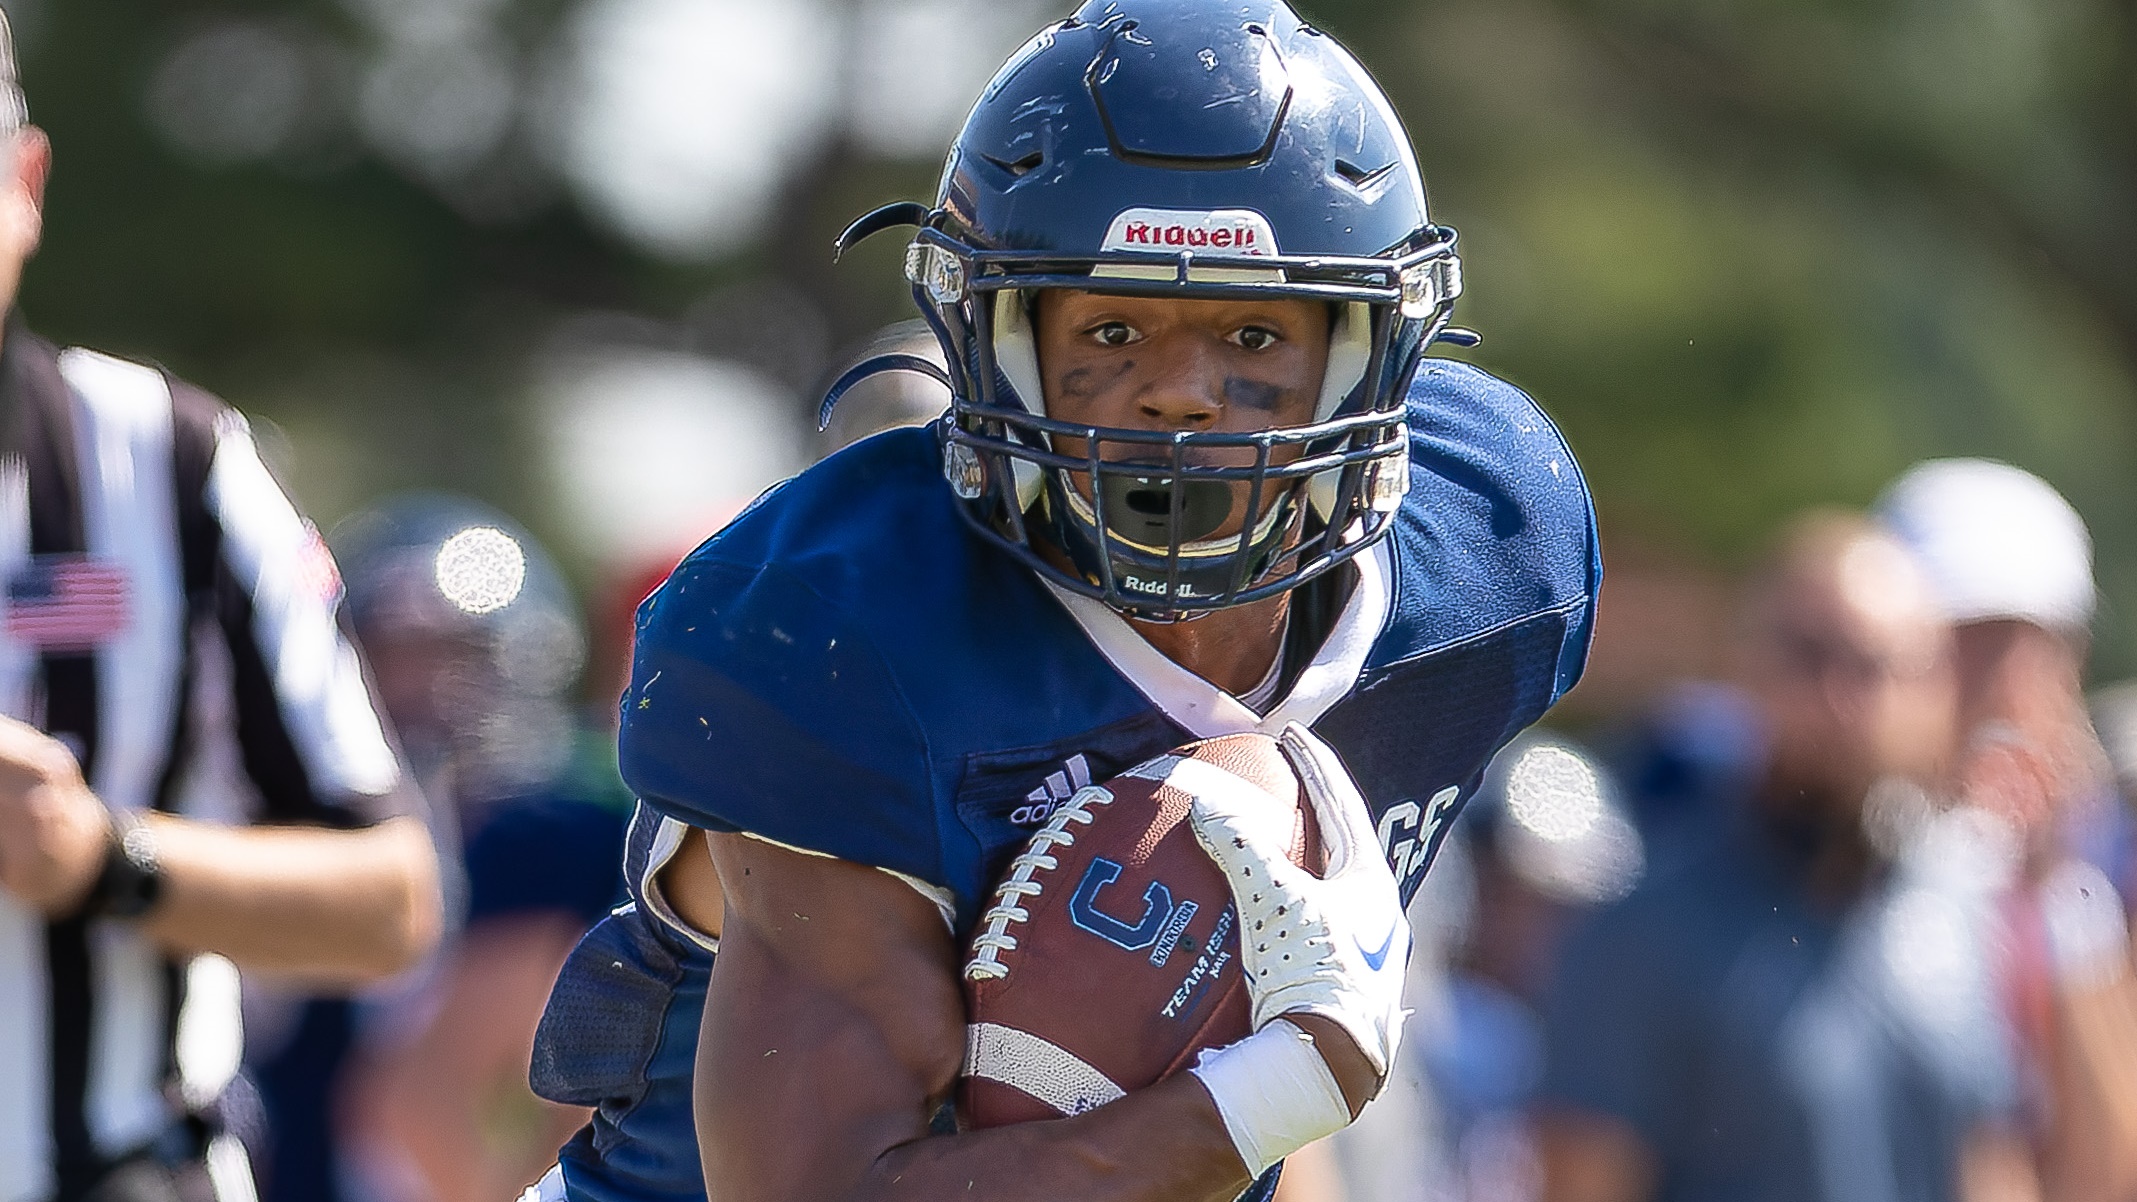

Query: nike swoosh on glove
1187 722 1411 1082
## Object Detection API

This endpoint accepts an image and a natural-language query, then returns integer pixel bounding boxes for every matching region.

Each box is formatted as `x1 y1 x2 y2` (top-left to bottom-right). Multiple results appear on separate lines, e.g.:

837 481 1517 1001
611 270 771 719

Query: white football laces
964 784 1115 982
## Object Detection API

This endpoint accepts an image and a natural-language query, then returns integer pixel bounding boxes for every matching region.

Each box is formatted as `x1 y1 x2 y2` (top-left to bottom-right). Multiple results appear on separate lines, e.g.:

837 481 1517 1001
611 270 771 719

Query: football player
524 3 1600 1200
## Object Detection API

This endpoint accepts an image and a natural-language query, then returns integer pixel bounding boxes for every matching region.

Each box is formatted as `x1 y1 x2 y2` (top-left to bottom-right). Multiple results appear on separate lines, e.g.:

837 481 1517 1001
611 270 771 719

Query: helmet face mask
949 298 1418 618
830 0 1463 621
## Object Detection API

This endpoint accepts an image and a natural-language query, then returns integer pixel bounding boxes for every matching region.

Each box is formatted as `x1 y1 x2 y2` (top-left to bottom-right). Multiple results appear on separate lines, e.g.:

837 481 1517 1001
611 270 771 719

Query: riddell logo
1008 754 1093 827
1121 575 1200 598
1101 208 1279 258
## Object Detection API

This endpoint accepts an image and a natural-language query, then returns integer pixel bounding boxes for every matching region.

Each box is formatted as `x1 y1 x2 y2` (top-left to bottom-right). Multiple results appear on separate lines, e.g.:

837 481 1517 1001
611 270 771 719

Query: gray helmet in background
333 493 586 806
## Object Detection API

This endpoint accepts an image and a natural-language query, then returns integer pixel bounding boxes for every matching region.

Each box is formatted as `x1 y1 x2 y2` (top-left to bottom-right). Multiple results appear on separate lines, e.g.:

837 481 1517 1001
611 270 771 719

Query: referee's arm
0 727 440 984
135 808 439 985
0 411 442 986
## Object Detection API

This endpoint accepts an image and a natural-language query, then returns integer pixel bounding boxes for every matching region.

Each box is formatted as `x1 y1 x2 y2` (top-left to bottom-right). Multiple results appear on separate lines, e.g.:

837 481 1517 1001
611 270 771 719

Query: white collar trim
1042 538 1393 740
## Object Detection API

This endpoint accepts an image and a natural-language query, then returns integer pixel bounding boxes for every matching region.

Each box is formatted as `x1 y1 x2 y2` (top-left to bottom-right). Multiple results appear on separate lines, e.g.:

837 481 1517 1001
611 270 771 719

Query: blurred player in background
1534 513 2037 1202
1428 736 1641 1202
1321 733 1644 1202
0 13 442 1200
523 2 1600 1200
247 497 625 1202
1877 460 2137 1202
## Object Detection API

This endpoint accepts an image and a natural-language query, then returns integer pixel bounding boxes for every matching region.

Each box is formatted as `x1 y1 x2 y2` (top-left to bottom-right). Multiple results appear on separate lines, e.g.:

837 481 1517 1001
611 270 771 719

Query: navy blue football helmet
828 0 1467 620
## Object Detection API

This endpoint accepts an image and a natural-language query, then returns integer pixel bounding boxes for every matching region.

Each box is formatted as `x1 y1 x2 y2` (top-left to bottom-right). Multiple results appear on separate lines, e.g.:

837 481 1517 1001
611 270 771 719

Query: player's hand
0 716 111 915
1187 723 1410 1084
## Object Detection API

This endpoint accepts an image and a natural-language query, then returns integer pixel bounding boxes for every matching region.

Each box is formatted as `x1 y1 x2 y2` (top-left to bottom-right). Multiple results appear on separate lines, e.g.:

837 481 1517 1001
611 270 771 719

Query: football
958 732 1318 1128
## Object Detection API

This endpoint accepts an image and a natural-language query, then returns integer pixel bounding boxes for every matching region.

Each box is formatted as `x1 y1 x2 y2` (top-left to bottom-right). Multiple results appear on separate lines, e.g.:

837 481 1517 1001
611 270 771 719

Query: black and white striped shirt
0 319 416 1202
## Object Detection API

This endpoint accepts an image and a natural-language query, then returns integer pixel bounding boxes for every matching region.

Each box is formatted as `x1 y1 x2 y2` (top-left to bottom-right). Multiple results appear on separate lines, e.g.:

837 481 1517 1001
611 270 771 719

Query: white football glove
1187 722 1411 1081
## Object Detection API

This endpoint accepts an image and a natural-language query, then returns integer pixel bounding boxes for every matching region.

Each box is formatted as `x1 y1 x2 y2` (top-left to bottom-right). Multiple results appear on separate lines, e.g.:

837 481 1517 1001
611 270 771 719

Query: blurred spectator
1436 738 1643 1201
1877 460 2137 1201
2086 682 2137 904
246 497 626 1202
1533 512 2037 1202
1323 734 1642 1202
1315 840 1466 1202
1608 682 1763 876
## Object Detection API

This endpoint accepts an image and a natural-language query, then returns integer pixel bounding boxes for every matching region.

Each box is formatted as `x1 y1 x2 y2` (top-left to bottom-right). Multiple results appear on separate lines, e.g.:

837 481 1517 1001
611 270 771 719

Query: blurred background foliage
9 0 2137 688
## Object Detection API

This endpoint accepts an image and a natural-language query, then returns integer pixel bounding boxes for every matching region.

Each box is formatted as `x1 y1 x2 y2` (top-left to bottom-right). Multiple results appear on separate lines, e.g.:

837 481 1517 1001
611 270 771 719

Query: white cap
1873 458 2094 630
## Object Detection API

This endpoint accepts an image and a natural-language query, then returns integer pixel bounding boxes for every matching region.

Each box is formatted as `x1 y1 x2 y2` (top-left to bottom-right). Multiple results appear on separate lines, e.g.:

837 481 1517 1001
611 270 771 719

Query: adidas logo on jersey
1009 754 1094 828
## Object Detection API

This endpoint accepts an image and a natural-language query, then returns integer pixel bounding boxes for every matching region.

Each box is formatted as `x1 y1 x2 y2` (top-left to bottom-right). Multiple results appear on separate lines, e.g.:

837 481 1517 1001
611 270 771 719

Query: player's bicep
696 831 965 1201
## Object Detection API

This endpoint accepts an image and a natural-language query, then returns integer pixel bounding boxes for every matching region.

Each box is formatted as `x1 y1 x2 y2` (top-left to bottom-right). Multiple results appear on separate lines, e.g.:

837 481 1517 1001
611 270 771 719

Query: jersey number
1378 786 1461 886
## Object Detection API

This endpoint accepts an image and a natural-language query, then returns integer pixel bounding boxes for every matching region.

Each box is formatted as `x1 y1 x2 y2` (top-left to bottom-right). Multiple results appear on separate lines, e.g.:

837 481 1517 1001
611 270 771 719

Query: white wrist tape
1188 1019 1351 1176
2041 860 2131 989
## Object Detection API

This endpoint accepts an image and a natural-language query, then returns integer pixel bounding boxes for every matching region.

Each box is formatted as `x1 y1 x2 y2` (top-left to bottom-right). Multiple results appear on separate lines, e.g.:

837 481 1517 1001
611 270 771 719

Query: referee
0 18 441 1202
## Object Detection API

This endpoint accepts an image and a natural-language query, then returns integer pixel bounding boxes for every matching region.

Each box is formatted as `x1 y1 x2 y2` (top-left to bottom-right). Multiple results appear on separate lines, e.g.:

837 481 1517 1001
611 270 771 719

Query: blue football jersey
532 360 1600 1202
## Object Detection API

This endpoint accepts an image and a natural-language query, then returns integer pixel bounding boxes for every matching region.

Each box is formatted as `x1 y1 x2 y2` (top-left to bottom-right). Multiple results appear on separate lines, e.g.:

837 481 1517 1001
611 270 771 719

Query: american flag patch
5 556 130 651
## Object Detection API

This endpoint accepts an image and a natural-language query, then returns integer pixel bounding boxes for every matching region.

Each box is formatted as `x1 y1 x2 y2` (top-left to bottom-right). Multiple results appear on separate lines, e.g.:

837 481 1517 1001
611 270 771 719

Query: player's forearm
867 1075 1248 1202
701 1070 1250 1202
696 910 1253 1202
137 813 441 983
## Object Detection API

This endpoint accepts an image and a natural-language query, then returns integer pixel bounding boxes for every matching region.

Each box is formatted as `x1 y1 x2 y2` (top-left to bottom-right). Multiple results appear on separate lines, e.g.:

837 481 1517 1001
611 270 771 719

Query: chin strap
818 354 956 431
